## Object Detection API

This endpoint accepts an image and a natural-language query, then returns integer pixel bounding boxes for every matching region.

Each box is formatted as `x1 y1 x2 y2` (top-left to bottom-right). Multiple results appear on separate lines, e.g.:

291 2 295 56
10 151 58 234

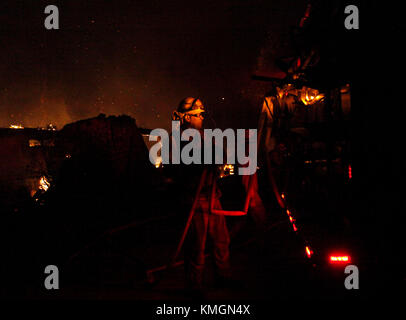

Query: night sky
0 0 307 131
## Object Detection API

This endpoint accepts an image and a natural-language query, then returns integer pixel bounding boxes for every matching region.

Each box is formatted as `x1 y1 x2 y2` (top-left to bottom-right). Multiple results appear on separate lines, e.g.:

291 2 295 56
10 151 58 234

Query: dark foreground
4 210 387 302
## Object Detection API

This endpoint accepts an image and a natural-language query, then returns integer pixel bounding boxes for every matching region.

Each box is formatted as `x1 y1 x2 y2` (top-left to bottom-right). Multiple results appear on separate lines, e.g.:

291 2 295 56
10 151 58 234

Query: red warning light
330 255 350 263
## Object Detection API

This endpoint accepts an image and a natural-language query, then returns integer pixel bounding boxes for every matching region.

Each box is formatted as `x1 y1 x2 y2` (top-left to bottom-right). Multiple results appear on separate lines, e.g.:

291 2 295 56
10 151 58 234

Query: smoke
0 0 308 131
0 82 69 129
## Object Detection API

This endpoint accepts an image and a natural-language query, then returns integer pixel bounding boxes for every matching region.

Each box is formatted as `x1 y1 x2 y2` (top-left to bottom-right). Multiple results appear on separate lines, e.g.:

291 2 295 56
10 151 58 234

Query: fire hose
264 150 316 259
266 154 286 209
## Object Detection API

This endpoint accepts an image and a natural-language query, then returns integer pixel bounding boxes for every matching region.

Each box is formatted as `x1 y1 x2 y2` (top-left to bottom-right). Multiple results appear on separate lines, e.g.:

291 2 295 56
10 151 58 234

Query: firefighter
169 97 232 294
258 84 324 159
257 84 324 205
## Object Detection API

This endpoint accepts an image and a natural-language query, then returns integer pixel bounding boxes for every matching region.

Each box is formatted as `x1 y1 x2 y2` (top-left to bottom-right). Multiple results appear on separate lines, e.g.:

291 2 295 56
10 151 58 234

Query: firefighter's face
185 112 204 130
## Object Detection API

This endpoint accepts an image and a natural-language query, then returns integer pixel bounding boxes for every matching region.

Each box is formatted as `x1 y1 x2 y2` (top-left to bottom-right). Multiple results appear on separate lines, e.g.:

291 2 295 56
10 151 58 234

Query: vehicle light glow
305 246 313 258
330 255 350 262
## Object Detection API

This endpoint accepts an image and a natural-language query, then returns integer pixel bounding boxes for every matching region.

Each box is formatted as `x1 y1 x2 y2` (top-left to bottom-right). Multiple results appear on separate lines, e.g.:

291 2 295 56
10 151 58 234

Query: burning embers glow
305 246 313 258
39 176 50 192
155 157 163 168
9 123 57 131
29 139 41 147
9 124 24 129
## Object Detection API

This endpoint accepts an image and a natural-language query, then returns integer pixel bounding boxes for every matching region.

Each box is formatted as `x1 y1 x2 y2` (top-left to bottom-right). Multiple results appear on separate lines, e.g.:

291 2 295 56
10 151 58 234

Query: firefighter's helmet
172 97 205 122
